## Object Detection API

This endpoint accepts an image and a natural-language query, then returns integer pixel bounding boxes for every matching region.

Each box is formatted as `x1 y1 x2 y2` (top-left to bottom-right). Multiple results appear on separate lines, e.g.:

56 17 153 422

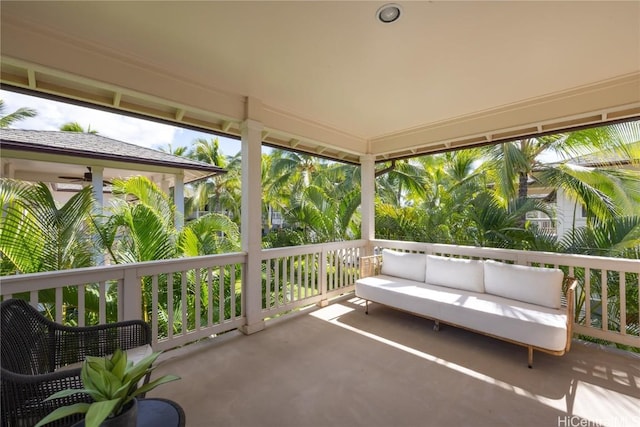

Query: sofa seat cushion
356 276 567 351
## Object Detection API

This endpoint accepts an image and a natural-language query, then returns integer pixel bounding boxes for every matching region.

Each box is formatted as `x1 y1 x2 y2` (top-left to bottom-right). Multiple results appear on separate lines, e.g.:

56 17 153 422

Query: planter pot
72 399 138 427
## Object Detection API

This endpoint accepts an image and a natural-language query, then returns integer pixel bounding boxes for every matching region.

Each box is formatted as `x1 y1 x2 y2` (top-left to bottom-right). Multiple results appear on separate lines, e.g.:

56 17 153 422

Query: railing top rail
260 239 367 260
134 253 247 276
0 252 249 293
371 239 640 271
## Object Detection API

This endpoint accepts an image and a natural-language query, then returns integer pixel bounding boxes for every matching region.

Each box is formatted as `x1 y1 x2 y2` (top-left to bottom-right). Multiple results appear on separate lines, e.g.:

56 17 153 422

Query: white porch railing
260 240 366 318
372 239 640 349
0 253 247 351
0 240 367 351
1 239 637 350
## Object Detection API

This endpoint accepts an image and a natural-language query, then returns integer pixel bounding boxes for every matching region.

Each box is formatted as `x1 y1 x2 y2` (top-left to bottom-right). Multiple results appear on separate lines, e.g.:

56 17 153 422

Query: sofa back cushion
484 260 563 309
381 249 426 282
425 255 485 292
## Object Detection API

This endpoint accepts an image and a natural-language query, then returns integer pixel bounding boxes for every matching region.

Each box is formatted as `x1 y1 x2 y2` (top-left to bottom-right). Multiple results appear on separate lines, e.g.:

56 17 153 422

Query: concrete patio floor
149 297 640 427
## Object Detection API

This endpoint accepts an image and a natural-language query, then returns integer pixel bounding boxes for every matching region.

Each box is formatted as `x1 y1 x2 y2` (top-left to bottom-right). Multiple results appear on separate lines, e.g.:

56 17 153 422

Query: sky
1 89 241 156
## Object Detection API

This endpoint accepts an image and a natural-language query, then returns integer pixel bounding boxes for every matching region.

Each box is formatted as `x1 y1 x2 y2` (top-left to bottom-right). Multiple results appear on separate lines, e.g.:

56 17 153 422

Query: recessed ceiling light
376 3 402 24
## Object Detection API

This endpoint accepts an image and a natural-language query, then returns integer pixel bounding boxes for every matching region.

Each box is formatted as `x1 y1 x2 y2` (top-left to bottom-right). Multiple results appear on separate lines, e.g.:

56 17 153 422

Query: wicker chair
1 298 151 427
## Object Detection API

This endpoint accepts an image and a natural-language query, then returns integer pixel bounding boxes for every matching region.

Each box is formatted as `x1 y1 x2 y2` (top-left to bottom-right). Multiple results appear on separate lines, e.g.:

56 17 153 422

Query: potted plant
35 349 180 427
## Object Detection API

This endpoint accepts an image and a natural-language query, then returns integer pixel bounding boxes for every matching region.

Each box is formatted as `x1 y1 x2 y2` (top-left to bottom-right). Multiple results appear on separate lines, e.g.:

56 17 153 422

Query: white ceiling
2 1 639 163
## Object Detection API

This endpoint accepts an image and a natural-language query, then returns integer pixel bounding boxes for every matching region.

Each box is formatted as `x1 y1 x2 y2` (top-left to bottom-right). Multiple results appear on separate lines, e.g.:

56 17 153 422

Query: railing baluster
585 268 591 327
208 268 213 326
99 281 106 324
634 272 640 332
296 255 302 301
282 257 287 304
218 266 225 322
55 287 63 324
152 275 159 347
117 279 124 322
602 269 608 331
275 258 280 307
78 285 85 327
195 268 201 331
304 254 309 299
30 290 38 308
620 273 626 335
181 271 187 336
265 259 272 309
342 248 347 288
320 248 328 298
289 256 295 303
240 263 245 317
335 250 340 290
167 273 174 340
230 264 236 319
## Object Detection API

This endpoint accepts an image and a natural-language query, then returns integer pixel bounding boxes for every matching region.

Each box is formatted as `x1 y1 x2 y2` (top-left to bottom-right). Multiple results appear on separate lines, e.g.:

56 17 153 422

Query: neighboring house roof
0 129 225 185
568 142 640 168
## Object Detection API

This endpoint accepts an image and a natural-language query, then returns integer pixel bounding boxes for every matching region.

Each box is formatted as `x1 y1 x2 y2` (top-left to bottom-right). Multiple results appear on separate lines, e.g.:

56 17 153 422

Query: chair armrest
563 277 578 352
53 320 151 366
360 255 382 278
1 367 88 426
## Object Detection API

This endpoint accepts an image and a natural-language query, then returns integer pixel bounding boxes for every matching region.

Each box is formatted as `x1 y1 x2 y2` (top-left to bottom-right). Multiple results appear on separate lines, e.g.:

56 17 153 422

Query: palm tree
0 179 102 322
465 192 553 249
98 176 177 264
190 137 227 167
0 99 37 128
264 150 363 245
483 122 639 207
159 143 189 156
284 183 361 243
538 164 640 226
0 179 95 274
375 159 427 207
182 139 239 220
95 175 242 331
59 121 98 133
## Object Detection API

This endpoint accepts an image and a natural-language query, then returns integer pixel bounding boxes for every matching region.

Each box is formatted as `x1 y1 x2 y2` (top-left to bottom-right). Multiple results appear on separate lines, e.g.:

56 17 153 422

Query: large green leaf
34 402 90 427
84 399 121 427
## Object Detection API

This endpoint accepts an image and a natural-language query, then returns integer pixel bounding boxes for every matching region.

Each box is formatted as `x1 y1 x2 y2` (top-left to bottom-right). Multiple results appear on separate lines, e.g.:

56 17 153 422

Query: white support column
91 166 105 265
160 175 171 195
91 166 104 211
360 154 376 255
174 174 184 230
4 162 15 179
240 118 266 335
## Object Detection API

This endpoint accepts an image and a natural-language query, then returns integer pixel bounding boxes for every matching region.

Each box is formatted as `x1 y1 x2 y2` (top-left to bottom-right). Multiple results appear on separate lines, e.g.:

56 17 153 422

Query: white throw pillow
484 260 563 309
381 249 426 282
425 255 485 292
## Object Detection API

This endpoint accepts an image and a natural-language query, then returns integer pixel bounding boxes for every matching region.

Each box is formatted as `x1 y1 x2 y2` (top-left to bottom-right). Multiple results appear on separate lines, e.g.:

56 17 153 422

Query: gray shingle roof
0 129 225 174
568 142 640 167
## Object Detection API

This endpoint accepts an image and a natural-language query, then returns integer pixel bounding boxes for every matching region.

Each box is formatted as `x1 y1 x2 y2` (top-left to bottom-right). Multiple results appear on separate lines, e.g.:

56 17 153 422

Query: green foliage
34 349 179 427
59 121 98 134
0 180 95 274
0 99 37 128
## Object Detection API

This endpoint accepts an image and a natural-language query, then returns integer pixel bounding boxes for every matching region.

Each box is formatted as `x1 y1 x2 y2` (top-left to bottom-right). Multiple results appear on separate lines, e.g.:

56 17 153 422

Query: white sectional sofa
355 249 577 368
